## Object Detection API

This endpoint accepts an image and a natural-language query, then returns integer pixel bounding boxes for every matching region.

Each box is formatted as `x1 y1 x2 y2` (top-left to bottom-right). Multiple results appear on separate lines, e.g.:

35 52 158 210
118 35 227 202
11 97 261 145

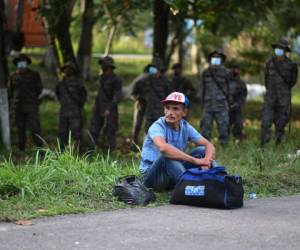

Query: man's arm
153 136 212 167
194 136 215 163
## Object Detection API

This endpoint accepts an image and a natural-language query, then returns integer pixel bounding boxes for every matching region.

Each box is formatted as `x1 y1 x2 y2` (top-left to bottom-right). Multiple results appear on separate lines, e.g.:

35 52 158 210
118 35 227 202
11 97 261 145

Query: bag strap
208 67 229 102
271 58 291 87
186 166 227 175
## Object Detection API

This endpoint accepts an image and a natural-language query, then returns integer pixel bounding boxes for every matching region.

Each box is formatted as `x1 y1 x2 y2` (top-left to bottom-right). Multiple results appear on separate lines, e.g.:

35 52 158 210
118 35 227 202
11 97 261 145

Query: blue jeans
143 146 217 191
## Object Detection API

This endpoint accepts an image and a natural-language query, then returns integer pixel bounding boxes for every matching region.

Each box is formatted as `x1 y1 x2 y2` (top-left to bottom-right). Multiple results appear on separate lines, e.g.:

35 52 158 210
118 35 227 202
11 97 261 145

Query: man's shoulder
284 57 297 67
181 119 194 130
148 117 166 134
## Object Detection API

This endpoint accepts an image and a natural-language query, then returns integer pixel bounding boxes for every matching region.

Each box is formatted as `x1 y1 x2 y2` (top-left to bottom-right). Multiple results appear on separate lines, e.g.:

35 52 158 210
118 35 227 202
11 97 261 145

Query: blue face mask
211 57 221 66
275 48 284 57
17 61 27 69
149 66 158 75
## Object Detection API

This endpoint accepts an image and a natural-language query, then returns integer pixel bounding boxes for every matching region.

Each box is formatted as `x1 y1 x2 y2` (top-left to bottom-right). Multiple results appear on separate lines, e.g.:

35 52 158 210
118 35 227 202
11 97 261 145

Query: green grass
1 58 300 221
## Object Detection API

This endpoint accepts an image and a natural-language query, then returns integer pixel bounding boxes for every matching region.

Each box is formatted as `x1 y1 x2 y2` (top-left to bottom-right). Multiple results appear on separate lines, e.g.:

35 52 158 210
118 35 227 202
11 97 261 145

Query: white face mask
17 61 28 69
274 48 285 57
211 57 221 66
148 66 158 75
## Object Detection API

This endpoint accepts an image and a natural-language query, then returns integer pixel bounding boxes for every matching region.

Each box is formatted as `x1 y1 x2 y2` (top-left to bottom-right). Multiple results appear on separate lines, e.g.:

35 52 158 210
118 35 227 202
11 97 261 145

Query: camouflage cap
271 39 291 52
208 48 226 62
98 56 116 68
13 53 32 66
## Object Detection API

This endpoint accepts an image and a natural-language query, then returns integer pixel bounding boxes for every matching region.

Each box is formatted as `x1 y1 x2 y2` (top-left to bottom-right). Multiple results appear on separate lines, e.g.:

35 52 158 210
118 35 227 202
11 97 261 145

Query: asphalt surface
0 195 300 250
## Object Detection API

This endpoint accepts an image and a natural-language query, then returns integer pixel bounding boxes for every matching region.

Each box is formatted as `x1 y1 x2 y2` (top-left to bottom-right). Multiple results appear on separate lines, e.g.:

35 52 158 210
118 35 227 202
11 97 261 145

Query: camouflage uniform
132 58 172 132
143 74 172 131
89 56 122 150
200 49 231 145
171 63 195 98
228 74 247 140
131 71 149 144
55 63 87 149
9 54 43 151
261 46 298 145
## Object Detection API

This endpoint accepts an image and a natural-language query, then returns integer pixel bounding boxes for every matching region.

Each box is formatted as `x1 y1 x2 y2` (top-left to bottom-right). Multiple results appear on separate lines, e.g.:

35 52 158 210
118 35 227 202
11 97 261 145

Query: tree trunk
104 23 117 56
165 14 184 68
55 0 77 67
153 0 169 63
77 0 94 80
191 26 201 75
0 0 11 149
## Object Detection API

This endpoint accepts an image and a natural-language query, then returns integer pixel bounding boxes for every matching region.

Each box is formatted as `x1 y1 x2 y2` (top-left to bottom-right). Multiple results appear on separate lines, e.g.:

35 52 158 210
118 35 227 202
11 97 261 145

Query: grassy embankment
1 58 300 221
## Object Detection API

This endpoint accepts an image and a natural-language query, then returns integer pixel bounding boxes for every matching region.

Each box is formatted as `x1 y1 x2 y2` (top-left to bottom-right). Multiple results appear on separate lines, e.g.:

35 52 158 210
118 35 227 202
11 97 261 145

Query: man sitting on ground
140 92 217 191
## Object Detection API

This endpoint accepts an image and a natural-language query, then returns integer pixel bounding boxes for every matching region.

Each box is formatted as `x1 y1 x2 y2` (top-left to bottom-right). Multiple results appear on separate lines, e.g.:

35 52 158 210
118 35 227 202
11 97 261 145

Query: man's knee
189 146 206 158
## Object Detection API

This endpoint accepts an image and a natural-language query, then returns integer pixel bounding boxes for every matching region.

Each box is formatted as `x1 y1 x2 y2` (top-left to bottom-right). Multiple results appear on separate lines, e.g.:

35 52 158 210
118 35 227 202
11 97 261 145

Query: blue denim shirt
140 117 202 173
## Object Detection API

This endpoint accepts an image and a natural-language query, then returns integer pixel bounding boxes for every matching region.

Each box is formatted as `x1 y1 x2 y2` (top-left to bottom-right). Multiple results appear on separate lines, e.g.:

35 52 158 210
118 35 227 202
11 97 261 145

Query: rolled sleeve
148 122 166 140
187 123 202 143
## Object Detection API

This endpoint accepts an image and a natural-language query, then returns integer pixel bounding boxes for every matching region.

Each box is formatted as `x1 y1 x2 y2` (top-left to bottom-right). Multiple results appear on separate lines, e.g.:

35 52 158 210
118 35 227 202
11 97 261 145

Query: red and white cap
161 92 189 107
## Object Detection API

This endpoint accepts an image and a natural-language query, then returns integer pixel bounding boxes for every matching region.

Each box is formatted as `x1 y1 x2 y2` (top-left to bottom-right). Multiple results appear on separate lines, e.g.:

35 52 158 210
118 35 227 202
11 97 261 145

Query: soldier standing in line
9 54 43 151
134 57 173 132
228 65 248 143
131 65 150 145
55 62 87 150
171 62 195 98
261 39 298 146
200 48 231 146
88 56 122 151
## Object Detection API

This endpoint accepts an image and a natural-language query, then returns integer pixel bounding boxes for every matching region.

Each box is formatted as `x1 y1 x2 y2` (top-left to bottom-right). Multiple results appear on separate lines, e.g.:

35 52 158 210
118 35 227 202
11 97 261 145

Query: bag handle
186 166 227 175
117 175 138 184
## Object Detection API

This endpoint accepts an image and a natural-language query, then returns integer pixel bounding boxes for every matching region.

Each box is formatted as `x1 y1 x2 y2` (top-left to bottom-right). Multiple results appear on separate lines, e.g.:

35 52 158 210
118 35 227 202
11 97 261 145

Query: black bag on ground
170 167 243 209
114 175 156 206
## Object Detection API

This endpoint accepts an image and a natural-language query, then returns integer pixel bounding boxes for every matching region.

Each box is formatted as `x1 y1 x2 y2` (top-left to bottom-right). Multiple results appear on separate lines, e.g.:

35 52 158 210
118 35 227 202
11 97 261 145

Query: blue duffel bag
170 167 244 209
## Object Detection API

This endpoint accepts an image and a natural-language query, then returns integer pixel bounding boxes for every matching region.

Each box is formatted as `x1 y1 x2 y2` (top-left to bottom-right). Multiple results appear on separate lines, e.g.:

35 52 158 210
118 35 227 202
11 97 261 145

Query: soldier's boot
17 128 27 151
260 128 271 147
32 133 44 148
275 130 285 146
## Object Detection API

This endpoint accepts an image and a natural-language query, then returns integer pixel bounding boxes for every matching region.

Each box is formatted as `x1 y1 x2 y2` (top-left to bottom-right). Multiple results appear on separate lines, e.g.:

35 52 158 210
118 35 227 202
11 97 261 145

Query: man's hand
193 157 212 169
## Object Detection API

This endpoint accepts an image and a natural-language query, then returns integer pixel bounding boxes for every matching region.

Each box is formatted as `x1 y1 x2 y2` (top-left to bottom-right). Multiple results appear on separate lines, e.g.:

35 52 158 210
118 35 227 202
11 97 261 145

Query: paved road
0 195 300 250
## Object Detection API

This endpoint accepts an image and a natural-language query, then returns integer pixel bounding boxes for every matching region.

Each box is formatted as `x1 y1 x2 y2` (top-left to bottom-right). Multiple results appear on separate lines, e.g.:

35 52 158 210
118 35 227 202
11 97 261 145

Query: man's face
173 67 182 76
231 67 240 77
164 102 187 125
64 67 74 77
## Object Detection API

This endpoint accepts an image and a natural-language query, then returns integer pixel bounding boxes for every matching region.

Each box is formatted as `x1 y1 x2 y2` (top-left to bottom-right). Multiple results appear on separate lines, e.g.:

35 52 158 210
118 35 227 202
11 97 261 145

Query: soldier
134 57 173 132
261 39 298 146
131 65 150 145
200 48 231 146
228 65 247 143
89 56 122 150
55 62 87 150
171 62 195 98
9 53 43 151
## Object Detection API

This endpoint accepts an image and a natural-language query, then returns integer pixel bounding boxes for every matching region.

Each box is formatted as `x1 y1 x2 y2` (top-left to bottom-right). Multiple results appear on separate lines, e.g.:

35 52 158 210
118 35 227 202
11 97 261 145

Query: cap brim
272 44 291 52
208 52 226 62
13 57 32 66
161 100 185 105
